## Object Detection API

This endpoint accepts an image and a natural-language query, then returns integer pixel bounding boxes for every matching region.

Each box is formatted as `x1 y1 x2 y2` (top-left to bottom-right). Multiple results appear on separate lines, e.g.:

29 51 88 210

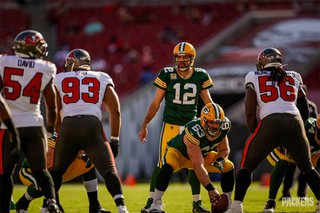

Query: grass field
11 182 316 213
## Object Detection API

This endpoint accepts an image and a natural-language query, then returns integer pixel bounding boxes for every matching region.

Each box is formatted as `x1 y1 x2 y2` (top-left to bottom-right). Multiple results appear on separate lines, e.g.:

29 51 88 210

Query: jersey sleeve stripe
245 82 255 90
202 79 213 89
185 128 200 145
154 77 167 89
48 139 56 149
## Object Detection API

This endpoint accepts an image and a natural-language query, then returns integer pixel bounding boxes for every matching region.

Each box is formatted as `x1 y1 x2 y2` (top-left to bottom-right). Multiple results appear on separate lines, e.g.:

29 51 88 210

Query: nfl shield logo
170 73 177 80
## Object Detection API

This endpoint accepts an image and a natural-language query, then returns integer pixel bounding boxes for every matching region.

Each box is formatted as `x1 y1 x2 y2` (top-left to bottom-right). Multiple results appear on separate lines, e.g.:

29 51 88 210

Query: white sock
149 191 154 199
233 200 242 205
153 189 164 201
225 191 232 205
83 179 98 192
193 194 201 202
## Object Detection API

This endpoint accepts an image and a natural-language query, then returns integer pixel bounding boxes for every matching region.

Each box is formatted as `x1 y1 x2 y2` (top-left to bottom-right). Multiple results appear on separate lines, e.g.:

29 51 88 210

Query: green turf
12 182 316 212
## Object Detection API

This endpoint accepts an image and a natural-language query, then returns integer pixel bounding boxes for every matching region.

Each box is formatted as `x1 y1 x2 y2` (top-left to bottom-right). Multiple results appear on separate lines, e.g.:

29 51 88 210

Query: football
211 193 229 213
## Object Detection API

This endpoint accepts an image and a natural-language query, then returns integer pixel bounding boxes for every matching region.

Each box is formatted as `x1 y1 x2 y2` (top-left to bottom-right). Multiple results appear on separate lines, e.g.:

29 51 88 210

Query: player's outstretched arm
245 87 258 133
139 88 165 143
103 85 121 138
43 78 57 132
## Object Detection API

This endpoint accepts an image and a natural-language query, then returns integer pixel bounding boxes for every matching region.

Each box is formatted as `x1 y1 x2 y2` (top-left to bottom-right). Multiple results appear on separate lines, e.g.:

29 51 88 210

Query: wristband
111 136 120 141
205 183 215 192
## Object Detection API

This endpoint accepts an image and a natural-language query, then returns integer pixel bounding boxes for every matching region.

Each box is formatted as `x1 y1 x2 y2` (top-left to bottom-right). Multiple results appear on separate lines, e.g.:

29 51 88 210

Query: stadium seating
54 3 243 96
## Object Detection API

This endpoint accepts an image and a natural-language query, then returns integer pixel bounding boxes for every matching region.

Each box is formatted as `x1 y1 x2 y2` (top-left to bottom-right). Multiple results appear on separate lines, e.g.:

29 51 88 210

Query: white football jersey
245 70 303 119
0 55 56 127
54 70 114 120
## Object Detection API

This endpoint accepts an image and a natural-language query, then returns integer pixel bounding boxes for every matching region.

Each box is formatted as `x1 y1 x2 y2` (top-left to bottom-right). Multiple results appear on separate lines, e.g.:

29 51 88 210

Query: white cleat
225 201 243 213
149 200 165 213
40 207 47 213
118 205 129 213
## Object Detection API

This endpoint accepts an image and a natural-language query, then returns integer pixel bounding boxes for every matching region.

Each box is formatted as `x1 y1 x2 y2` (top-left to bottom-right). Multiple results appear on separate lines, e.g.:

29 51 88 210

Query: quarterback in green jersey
149 103 235 213
139 42 214 213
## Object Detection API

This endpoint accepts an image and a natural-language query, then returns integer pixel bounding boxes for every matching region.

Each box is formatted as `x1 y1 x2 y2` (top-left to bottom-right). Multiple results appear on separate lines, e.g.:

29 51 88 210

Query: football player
0 30 59 213
15 133 110 213
139 42 214 213
227 47 320 213
278 88 318 201
263 115 320 212
0 94 21 211
149 103 235 213
51 49 129 213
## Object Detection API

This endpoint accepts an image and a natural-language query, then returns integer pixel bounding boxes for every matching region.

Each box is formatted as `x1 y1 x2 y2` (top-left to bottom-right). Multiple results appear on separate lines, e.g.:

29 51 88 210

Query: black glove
80 153 92 168
110 139 119 158
211 157 225 172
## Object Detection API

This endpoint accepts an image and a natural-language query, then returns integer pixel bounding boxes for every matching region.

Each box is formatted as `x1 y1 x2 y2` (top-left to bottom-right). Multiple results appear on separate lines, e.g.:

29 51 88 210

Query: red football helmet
64 49 91 72
256 47 283 71
13 30 48 59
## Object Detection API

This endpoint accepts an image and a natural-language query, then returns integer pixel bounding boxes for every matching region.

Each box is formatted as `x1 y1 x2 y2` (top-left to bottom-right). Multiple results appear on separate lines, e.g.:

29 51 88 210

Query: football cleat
10 199 16 210
225 201 243 213
192 200 210 213
16 210 28 213
117 205 129 213
47 200 60 213
149 200 165 213
89 207 111 213
141 197 153 213
263 200 276 213
16 196 29 211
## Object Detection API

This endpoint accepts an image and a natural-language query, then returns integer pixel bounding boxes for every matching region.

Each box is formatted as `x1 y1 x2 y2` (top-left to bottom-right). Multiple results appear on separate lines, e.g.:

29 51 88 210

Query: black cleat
192 200 210 213
263 200 276 213
141 197 153 213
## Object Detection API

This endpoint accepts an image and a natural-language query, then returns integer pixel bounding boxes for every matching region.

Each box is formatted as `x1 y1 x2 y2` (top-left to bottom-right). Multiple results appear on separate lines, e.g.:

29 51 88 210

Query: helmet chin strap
177 66 190 71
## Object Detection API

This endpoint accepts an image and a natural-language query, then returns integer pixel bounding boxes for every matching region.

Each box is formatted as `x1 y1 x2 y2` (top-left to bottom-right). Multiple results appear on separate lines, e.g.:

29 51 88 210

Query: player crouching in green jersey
149 103 235 213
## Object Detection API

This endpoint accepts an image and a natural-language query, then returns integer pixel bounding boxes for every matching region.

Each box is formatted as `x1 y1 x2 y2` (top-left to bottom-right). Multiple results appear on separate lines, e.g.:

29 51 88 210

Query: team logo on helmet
256 47 283 71
200 103 225 139
64 49 91 72
13 30 48 59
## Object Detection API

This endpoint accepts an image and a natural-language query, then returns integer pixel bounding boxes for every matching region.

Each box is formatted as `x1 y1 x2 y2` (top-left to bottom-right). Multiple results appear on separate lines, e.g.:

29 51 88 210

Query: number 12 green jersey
154 67 213 126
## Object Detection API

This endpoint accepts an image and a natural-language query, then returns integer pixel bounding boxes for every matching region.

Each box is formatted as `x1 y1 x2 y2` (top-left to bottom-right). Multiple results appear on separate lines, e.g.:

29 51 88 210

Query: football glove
110 139 119 158
80 153 92 168
47 130 57 141
47 130 57 148
211 157 225 172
